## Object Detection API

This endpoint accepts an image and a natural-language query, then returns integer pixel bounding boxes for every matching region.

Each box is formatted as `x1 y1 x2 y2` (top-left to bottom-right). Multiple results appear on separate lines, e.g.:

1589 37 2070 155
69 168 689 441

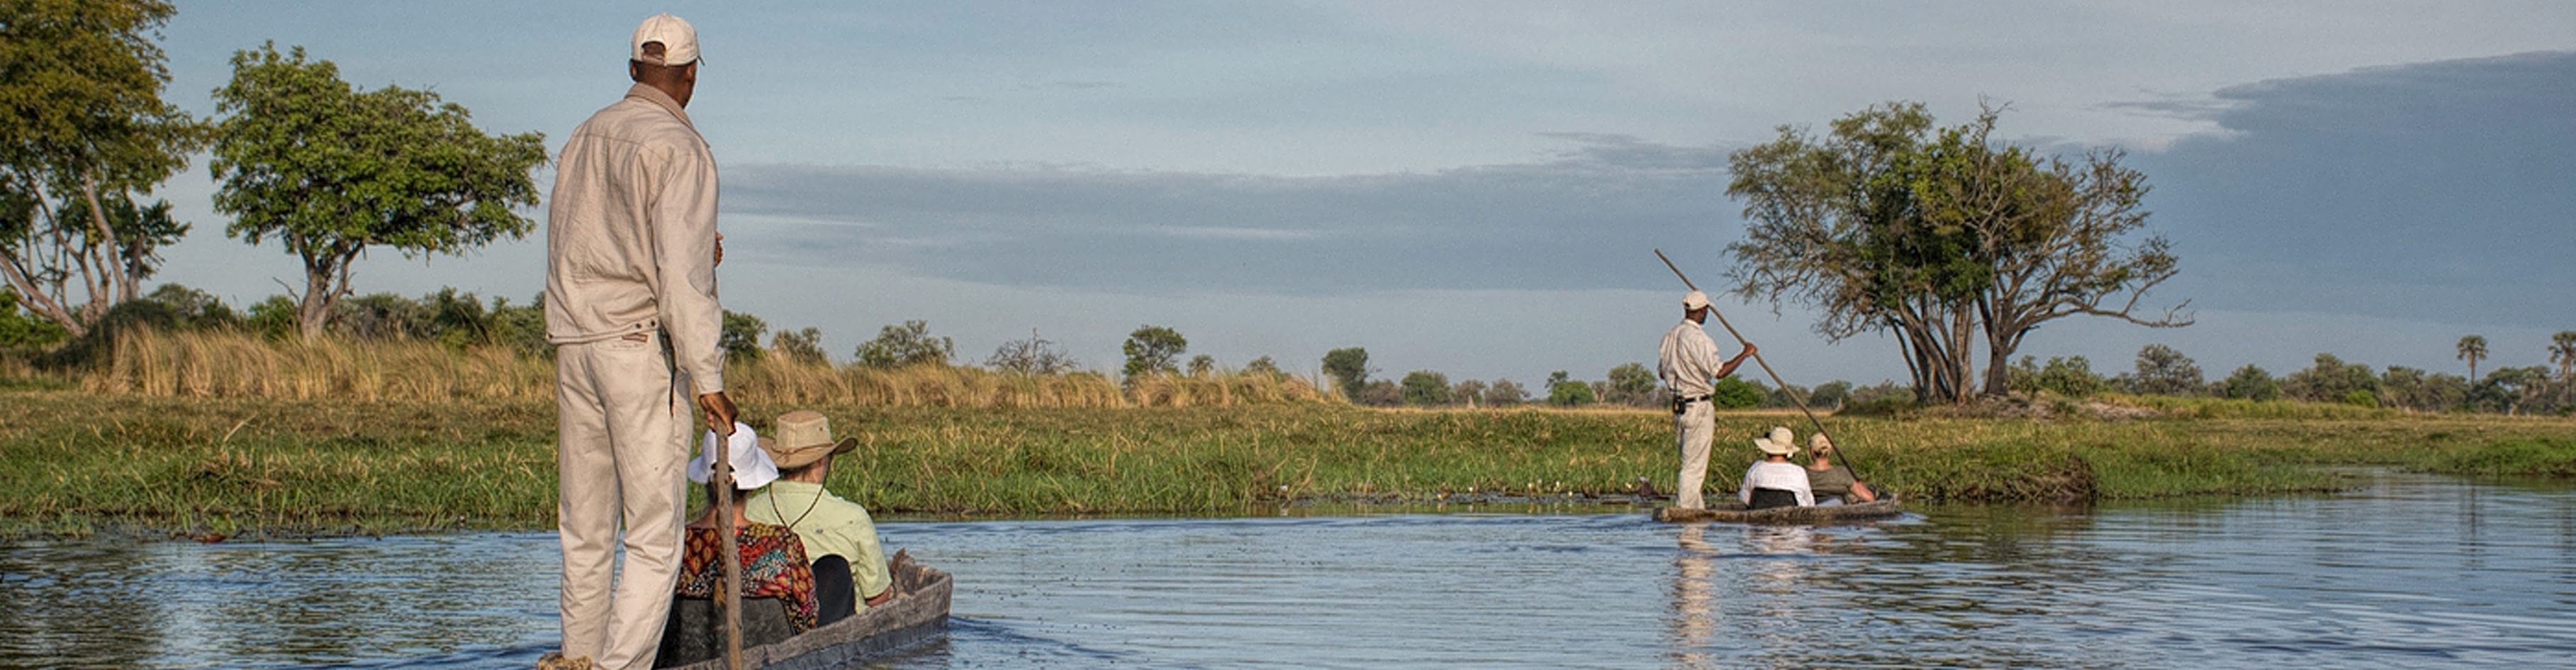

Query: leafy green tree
0 0 208 336
1603 362 1660 407
719 310 766 363
244 295 298 340
2378 366 2468 413
142 283 237 330
1186 354 1217 376
1355 379 1402 406
1725 102 2186 404
0 289 68 348
1120 325 1186 379
2283 353 2378 404
1399 370 1450 406
210 43 545 337
1450 379 1487 406
856 319 952 368
986 328 1074 374
2034 355 2106 397
1484 379 1528 406
1241 355 1280 376
1321 347 1370 400
1545 370 1594 406
770 326 827 366
1808 380 1853 409
2129 343 2203 396
2219 364 2277 401
2470 366 2550 415
1709 376 1764 408
2457 334 2487 381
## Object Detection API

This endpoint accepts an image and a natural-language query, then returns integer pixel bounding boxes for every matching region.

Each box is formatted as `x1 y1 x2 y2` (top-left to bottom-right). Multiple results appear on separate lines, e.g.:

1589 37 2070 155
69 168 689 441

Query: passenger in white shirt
1739 426 1815 509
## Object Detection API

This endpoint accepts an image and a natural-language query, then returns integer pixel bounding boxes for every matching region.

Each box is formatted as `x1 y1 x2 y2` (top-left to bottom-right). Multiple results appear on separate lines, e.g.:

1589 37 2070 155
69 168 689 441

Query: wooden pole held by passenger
1653 249 1865 479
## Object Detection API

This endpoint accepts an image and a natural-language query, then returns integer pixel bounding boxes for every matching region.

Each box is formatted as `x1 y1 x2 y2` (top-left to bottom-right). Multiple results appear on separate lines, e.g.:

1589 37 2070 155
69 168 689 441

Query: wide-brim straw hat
1754 425 1798 456
761 410 858 469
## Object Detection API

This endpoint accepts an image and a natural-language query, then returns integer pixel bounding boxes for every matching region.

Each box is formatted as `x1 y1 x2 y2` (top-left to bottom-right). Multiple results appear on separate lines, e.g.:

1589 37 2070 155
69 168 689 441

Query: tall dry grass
90 328 554 401
86 328 1329 408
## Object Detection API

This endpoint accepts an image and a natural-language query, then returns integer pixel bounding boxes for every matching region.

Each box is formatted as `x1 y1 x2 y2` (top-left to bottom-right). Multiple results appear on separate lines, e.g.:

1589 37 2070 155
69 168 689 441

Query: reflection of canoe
1654 499 1903 524
666 549 952 670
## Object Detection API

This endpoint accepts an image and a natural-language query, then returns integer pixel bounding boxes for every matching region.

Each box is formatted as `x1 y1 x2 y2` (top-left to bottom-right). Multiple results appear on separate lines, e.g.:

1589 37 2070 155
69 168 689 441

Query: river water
4 471 2572 669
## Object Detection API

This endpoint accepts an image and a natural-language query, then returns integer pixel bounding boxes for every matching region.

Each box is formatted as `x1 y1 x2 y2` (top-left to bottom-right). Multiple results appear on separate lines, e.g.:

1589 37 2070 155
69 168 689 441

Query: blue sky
139 1 2576 388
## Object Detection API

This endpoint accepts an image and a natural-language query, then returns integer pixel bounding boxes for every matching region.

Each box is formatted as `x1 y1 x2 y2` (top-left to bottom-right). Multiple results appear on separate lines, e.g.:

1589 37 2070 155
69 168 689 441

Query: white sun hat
687 421 778 490
1753 425 1798 456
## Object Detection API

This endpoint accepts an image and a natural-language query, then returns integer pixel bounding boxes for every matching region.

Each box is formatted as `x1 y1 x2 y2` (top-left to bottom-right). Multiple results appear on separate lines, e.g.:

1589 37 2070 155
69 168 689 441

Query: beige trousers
1672 402 1715 509
555 332 690 670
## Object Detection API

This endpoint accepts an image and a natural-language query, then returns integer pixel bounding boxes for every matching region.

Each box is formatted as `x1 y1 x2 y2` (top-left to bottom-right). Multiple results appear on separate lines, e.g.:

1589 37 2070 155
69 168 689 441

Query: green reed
1 389 2569 537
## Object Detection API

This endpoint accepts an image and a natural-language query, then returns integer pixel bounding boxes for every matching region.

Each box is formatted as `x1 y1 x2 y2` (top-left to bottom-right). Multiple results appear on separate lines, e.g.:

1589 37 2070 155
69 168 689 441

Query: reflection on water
3 471 2572 669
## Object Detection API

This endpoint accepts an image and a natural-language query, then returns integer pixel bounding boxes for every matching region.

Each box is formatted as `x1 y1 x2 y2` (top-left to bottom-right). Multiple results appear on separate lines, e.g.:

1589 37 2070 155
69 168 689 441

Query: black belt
1671 393 1710 413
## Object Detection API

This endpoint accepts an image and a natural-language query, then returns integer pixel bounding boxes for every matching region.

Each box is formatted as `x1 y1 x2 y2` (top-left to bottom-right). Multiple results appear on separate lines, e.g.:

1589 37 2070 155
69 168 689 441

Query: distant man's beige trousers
1672 403 1715 509
555 333 690 670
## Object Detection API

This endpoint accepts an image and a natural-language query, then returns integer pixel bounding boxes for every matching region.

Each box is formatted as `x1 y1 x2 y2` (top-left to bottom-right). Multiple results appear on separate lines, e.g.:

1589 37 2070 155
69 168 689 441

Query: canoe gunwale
1652 499 1903 524
663 554 952 670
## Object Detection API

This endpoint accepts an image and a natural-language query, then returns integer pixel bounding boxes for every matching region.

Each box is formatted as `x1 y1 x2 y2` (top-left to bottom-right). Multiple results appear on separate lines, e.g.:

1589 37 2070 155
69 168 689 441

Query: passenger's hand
698 391 739 435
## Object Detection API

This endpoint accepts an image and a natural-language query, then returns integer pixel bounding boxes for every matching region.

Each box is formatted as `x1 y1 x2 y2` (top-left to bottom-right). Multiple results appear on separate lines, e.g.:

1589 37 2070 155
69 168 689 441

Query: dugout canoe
667 549 953 670
1653 499 1903 524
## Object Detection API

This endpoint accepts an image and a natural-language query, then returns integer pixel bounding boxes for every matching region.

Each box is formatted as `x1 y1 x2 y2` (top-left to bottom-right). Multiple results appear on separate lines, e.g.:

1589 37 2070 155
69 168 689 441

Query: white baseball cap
1682 290 1712 311
632 13 699 66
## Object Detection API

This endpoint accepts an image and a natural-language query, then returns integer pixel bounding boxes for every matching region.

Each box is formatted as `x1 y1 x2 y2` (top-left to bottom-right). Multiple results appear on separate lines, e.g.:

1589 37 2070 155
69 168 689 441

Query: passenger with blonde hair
1803 432 1877 506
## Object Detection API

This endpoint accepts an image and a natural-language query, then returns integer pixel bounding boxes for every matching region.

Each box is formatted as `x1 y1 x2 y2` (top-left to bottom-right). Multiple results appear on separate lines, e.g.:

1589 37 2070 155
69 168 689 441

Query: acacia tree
1725 101 2188 403
856 319 952 368
2456 334 2487 381
0 0 208 336
210 43 545 337
1121 325 1186 379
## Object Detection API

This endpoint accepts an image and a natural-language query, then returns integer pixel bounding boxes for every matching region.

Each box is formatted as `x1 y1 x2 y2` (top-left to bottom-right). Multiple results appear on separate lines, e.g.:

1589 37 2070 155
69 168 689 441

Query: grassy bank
2 389 2572 537
81 328 1328 407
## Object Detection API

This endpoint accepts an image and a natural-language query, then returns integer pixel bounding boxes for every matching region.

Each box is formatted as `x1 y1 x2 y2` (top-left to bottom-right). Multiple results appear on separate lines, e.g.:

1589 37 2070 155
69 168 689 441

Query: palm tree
2458 334 2488 381
2551 330 2576 406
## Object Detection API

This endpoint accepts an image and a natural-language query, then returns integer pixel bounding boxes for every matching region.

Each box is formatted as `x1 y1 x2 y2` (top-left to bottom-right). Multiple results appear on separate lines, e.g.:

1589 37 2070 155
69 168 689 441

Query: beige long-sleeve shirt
545 84 724 395
1658 318 1723 397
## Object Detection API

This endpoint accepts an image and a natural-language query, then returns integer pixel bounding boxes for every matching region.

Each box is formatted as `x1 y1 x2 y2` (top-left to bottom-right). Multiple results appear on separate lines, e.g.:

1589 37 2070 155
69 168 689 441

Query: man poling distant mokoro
1652 249 1893 523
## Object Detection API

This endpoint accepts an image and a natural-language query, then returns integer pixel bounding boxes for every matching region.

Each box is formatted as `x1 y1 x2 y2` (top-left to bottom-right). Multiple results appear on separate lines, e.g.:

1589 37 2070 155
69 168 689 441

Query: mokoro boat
1654 498 1903 524
667 549 953 670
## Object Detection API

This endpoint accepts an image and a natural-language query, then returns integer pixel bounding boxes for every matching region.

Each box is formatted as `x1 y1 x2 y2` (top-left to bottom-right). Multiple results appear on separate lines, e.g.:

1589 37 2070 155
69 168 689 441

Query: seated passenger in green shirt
748 410 893 622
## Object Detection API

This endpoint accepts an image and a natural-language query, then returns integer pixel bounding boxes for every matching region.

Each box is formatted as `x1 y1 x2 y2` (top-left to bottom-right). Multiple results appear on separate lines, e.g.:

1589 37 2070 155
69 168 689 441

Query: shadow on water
4 471 2573 669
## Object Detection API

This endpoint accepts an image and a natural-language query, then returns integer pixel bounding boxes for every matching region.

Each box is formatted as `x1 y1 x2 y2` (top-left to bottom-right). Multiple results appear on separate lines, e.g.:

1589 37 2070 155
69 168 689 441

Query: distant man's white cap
632 13 699 66
1682 290 1711 311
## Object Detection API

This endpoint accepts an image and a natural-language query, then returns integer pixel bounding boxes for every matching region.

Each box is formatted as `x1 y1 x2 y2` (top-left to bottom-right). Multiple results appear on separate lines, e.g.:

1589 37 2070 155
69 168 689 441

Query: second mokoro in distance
664 549 953 670
1653 499 1903 524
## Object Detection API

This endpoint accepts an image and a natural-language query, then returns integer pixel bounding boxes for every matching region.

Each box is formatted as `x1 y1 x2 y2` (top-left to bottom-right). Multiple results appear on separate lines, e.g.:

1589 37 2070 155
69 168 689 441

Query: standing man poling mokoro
1656 290 1757 510
542 13 736 670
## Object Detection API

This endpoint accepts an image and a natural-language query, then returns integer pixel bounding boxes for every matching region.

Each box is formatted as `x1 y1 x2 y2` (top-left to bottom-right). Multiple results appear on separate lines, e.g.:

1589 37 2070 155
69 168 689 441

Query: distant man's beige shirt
1658 319 1722 397
545 83 724 395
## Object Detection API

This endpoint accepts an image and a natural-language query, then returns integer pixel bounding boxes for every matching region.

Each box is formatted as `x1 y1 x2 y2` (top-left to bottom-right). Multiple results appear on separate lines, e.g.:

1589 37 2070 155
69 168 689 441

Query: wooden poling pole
710 430 744 670
1653 249 1868 481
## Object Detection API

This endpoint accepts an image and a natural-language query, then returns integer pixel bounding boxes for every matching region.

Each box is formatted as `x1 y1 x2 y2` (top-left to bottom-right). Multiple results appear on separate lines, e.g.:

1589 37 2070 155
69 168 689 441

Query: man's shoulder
572 97 702 149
